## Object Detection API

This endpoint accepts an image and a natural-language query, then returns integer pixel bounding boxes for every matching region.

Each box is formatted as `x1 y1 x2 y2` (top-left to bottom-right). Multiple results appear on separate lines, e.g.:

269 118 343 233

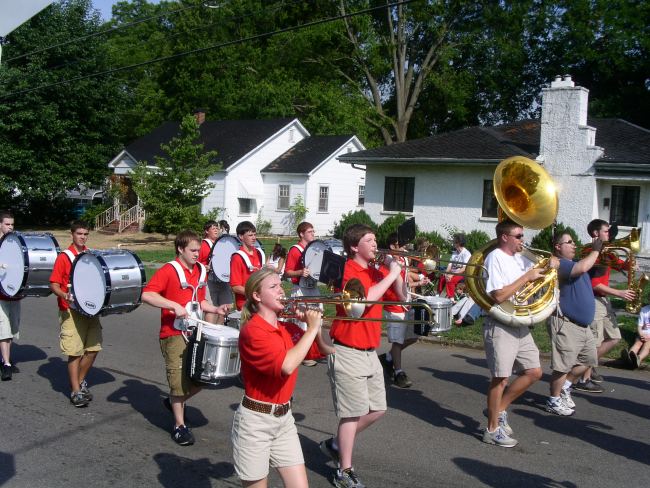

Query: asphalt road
1 296 649 488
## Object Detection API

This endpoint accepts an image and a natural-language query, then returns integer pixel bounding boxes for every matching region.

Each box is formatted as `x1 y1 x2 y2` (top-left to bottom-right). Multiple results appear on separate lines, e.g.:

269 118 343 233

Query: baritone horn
465 156 560 327
280 278 437 325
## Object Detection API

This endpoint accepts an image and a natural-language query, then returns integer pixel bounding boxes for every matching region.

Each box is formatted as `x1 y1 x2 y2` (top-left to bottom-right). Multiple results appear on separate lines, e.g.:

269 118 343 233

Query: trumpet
373 246 489 278
279 278 437 325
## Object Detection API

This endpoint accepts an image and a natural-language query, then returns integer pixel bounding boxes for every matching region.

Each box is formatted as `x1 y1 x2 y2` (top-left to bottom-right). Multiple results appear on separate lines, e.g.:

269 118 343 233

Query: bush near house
331 210 377 239
530 222 582 253
375 213 416 248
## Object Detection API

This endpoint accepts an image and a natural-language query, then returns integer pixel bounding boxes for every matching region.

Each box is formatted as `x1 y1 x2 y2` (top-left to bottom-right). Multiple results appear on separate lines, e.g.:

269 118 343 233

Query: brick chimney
193 108 206 126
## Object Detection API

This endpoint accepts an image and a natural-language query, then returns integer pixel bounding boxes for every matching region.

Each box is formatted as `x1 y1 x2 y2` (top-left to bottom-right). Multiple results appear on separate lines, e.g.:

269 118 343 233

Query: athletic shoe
621 349 632 368
333 468 366 488
573 379 603 393
80 379 93 401
319 437 340 464
393 371 412 388
482 426 518 448
629 350 640 369
301 360 317 367
70 391 89 408
171 425 195 446
545 397 574 416
560 388 575 409
378 353 394 378
590 368 603 383
1 364 12 381
10 363 19 373
497 410 513 436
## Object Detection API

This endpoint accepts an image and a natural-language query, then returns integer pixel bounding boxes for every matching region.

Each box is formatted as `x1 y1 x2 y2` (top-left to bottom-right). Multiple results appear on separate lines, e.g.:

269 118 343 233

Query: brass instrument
465 156 559 326
372 246 489 278
280 278 437 325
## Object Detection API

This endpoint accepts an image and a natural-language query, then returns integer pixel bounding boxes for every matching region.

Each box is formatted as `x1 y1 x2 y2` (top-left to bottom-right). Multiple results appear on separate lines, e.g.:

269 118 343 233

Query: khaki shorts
159 335 194 397
59 309 102 357
231 402 303 481
206 279 233 307
590 297 621 346
483 318 540 378
0 301 20 341
385 310 416 344
547 316 598 373
327 345 386 418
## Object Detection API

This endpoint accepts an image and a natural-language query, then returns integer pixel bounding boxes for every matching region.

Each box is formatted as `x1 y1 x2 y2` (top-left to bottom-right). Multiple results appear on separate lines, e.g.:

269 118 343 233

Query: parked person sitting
621 303 650 369
438 233 471 298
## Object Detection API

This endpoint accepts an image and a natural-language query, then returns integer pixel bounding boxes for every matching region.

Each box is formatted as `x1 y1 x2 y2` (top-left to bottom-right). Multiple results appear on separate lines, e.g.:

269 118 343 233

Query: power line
1 0 417 100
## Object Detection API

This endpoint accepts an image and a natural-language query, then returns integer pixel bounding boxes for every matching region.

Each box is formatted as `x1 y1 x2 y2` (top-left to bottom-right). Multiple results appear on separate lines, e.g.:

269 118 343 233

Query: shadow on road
453 457 578 487
154 452 235 488
11 343 48 366
37 356 115 398
0 451 15 486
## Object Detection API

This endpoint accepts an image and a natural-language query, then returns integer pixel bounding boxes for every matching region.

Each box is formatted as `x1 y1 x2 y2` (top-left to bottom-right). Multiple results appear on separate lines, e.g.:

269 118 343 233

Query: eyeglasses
561 240 575 245
508 234 524 240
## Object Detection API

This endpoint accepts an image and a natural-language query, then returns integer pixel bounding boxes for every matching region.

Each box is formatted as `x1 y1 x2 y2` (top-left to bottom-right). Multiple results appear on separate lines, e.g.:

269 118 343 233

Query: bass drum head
71 253 108 316
0 233 26 297
300 240 331 282
211 234 241 282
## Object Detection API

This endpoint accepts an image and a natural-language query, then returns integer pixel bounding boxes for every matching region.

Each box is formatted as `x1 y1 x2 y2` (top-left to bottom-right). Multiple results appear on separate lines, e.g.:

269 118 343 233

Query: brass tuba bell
465 156 560 326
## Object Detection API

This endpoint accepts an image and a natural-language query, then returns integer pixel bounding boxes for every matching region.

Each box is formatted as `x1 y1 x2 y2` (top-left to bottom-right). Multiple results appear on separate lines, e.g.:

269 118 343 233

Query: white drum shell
0 232 59 297
412 296 453 334
195 325 240 383
71 250 145 317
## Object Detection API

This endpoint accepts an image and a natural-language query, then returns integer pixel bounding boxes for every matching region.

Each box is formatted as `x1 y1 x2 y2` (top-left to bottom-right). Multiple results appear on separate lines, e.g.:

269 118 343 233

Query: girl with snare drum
232 268 332 488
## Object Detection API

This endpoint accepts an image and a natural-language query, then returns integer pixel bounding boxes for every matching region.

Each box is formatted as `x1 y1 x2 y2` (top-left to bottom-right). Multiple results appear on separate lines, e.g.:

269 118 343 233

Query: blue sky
92 0 161 20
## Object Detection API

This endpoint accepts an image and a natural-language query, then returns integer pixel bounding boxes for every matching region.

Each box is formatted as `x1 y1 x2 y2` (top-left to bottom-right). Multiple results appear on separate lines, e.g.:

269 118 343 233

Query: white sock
385 352 392 362
563 380 572 390
394 368 404 375
549 396 560 402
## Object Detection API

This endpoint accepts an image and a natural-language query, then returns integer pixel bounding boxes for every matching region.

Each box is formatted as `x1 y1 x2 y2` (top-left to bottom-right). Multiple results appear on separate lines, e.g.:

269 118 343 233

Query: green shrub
331 210 377 239
375 213 417 248
530 222 582 253
416 230 451 254
81 202 112 226
255 207 273 235
465 229 491 253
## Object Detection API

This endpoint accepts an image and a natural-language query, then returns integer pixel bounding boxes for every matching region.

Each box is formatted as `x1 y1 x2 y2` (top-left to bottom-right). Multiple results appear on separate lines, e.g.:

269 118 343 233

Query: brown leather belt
242 396 291 417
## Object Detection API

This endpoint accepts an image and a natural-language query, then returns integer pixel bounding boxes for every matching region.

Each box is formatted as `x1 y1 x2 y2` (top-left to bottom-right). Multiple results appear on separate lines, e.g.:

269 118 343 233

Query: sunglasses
509 234 524 240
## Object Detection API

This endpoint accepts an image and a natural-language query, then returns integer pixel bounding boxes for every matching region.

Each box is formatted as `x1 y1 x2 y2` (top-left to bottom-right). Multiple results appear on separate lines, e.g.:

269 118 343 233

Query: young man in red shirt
198 219 224 324
230 221 263 311
0 211 20 380
49 221 101 407
320 224 404 488
142 230 230 446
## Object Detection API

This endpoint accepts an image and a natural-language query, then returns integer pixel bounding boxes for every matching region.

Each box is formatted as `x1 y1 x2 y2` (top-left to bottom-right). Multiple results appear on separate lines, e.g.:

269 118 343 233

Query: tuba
465 156 559 326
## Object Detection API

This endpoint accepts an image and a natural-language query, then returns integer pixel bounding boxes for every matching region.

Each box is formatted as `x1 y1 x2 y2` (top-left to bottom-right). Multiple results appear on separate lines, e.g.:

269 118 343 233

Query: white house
107 114 366 235
339 76 650 254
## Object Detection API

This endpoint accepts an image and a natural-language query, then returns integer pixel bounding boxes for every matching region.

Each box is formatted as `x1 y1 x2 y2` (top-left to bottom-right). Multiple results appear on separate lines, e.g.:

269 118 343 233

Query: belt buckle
273 403 288 417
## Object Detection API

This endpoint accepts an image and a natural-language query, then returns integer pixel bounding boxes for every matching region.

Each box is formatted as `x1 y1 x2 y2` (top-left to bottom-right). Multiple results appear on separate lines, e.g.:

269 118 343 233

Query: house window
610 185 639 227
277 184 290 210
318 186 329 212
358 185 365 206
482 180 498 218
238 198 256 215
383 177 414 212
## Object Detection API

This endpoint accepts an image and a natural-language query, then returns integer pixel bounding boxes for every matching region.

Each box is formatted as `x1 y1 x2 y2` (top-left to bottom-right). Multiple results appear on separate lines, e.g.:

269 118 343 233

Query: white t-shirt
484 247 533 299
450 247 472 270
637 305 650 338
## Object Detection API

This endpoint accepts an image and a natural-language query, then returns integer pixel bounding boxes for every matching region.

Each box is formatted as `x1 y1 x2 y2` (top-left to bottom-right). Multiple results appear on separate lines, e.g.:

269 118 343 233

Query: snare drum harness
233 249 263 272
167 260 207 340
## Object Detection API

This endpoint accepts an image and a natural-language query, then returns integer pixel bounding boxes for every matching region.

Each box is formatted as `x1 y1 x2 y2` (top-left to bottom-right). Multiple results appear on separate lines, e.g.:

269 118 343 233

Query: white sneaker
482 426 518 447
560 388 575 409
546 397 574 416
497 410 513 436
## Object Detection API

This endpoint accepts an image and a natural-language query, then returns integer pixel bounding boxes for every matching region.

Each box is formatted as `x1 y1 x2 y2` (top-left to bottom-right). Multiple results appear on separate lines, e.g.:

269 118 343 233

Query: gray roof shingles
262 135 353 174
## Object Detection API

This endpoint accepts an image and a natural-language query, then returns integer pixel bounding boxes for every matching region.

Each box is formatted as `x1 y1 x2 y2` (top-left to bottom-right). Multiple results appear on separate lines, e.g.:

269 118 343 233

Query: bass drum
210 234 241 282
70 249 146 317
299 239 344 288
0 232 60 297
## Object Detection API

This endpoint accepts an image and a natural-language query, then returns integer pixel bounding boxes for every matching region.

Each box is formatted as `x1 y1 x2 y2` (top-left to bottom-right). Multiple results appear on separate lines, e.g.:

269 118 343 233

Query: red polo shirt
198 239 214 268
284 244 304 285
589 256 625 296
143 259 207 339
382 257 406 313
49 244 87 311
330 259 388 350
230 246 262 310
239 314 297 404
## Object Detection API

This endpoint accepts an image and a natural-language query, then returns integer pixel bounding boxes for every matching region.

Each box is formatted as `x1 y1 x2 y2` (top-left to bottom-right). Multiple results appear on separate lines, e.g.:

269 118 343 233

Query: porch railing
118 204 146 233
95 204 125 230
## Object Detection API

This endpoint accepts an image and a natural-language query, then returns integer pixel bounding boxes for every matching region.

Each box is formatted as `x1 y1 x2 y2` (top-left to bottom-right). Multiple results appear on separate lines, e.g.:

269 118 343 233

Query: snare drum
0 232 60 297
299 239 345 288
412 296 453 335
187 324 240 385
70 249 146 317
210 235 241 282
225 310 242 329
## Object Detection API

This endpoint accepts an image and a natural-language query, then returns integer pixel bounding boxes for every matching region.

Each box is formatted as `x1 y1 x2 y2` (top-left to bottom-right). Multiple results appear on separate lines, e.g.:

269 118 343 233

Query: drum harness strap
62 249 77 263
233 249 263 272
167 260 207 340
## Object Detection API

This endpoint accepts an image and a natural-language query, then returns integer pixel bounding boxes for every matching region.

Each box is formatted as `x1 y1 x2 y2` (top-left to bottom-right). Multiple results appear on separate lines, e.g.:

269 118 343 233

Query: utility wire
1 0 416 100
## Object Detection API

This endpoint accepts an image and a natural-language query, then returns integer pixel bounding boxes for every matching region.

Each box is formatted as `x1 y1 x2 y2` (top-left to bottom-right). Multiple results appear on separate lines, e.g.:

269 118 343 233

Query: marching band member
232 267 332 487
49 220 102 408
320 224 404 488
0 211 20 380
230 221 263 311
199 219 226 324
438 233 471 298
142 230 230 446
482 220 558 448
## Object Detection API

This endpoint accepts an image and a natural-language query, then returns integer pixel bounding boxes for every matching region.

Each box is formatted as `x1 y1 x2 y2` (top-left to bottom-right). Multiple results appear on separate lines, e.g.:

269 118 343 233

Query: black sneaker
621 349 632 368
172 425 195 446
334 468 365 488
10 363 19 373
1 364 12 381
629 350 640 369
319 437 340 464
378 353 394 379
393 371 412 388
70 391 90 408
590 368 603 383
80 379 93 401
573 379 603 393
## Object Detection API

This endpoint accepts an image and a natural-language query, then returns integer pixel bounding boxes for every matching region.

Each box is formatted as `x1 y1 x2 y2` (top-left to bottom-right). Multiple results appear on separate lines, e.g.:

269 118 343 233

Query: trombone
279 278 437 325
373 245 489 278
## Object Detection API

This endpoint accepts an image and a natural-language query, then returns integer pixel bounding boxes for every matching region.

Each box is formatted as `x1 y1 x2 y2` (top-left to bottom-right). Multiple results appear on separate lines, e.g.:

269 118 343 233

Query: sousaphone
465 156 559 326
